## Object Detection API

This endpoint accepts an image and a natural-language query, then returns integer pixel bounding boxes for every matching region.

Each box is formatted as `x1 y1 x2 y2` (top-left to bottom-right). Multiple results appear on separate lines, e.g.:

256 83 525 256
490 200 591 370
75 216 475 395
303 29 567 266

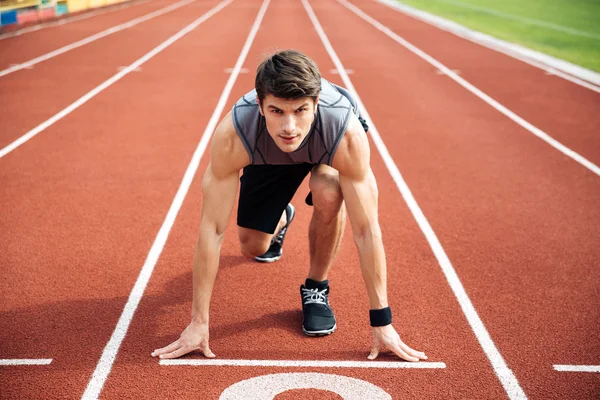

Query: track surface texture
1 0 598 399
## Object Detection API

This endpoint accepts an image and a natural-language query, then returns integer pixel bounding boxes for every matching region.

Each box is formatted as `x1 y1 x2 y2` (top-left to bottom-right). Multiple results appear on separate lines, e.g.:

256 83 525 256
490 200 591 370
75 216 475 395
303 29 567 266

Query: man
152 50 427 362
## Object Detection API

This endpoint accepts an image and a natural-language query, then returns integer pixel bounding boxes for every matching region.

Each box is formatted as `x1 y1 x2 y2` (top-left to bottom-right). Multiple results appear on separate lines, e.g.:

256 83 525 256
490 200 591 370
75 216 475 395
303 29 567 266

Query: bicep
199 113 248 235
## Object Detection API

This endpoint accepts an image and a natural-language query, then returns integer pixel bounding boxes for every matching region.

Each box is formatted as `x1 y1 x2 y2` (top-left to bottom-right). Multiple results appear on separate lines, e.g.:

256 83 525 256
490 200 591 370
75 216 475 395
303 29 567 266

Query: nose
282 114 296 135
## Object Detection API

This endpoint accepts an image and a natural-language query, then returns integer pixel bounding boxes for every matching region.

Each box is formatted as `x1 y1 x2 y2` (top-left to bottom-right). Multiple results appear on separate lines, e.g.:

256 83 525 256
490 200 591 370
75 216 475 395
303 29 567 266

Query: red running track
0 0 222 149
1 0 598 399
0 0 167 65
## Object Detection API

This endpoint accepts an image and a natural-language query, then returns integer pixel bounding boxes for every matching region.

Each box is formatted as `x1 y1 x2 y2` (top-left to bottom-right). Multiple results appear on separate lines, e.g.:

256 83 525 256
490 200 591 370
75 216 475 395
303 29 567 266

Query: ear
256 96 264 116
314 98 319 114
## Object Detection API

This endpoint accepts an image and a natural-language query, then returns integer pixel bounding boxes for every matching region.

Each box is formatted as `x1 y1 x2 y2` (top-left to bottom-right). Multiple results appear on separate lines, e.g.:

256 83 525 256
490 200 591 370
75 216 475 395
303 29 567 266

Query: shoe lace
301 287 328 305
271 226 286 245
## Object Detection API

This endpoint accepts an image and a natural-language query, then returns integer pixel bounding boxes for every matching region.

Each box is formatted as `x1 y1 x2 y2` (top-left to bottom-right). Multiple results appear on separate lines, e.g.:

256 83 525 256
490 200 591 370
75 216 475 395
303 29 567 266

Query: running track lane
0 0 153 41
345 0 600 168
0 0 170 67
2 0 596 396
312 0 599 398
100 0 507 398
0 0 220 150
0 1 253 398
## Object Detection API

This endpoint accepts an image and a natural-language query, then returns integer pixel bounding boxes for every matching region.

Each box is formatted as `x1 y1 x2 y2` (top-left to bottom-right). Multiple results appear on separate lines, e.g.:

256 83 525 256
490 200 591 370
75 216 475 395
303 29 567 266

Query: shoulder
210 111 250 178
318 79 349 109
330 113 370 180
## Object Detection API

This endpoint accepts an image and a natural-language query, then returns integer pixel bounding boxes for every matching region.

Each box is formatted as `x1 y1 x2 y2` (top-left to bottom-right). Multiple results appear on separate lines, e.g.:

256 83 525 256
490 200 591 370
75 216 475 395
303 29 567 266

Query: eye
296 108 307 113
271 109 283 114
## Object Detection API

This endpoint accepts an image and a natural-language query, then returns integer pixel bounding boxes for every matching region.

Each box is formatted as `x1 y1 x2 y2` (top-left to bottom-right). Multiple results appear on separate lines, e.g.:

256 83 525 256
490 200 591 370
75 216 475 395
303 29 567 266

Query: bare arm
190 162 239 324
333 115 386 309
333 114 427 362
152 112 249 359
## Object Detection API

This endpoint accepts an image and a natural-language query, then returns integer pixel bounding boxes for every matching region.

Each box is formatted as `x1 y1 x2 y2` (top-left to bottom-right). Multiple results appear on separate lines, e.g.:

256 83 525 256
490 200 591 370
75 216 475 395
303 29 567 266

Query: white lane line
0 0 197 78
376 0 600 92
8 63 34 70
432 0 600 40
340 0 600 178
117 66 142 72
302 0 527 399
0 0 231 161
554 365 600 373
225 67 249 73
0 359 53 366
161 359 446 368
436 68 461 75
0 0 152 41
330 68 354 74
80 0 269 398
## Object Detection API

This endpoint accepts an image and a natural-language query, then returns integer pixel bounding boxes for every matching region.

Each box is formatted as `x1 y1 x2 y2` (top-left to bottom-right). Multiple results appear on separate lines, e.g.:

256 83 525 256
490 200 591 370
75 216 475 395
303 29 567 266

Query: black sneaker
300 284 336 336
255 204 295 263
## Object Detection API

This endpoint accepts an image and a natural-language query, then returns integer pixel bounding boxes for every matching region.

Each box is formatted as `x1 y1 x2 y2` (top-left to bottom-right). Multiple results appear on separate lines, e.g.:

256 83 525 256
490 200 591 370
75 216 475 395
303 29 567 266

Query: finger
367 345 380 360
199 339 215 358
390 343 419 362
159 345 190 360
399 342 427 360
152 340 181 357
202 346 216 358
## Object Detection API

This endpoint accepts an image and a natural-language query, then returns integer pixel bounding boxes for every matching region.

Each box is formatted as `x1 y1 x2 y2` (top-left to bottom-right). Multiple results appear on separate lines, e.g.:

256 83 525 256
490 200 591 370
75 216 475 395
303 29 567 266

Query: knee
310 172 343 219
239 230 270 258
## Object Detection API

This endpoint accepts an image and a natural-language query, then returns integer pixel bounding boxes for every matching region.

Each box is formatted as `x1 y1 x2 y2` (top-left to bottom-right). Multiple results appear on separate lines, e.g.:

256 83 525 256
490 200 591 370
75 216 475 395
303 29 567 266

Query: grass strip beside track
393 0 600 72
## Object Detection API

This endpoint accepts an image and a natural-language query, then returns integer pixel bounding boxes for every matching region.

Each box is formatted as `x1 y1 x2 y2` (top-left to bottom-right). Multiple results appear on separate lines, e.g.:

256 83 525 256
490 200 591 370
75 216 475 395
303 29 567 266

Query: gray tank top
232 78 359 166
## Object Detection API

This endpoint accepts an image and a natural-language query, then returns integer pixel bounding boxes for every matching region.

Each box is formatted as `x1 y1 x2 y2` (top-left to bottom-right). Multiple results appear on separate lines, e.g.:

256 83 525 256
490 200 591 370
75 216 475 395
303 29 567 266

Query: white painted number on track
220 373 391 399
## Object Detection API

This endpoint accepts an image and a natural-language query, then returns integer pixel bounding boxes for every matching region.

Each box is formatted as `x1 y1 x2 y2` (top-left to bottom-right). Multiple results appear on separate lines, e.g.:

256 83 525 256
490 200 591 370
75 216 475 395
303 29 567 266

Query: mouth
279 135 299 145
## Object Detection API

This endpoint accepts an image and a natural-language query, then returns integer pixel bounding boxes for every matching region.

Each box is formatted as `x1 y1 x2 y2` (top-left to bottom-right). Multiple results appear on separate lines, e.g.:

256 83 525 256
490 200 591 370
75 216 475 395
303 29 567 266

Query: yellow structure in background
0 0 129 28
88 0 106 8
65 0 86 12
0 0 43 12
0 0 129 17
66 0 126 12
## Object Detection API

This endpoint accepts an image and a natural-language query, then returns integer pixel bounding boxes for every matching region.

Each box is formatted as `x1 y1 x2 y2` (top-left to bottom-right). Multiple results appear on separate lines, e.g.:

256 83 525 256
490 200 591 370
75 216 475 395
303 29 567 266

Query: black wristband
369 307 392 327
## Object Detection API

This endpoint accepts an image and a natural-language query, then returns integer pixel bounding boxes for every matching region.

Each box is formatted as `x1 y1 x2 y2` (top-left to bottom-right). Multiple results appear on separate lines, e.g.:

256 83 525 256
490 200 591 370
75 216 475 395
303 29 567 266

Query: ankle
276 214 287 232
305 278 329 290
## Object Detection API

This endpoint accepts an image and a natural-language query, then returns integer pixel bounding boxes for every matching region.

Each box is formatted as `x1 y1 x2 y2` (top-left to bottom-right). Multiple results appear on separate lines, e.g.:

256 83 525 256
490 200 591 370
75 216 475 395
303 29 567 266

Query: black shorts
237 163 314 234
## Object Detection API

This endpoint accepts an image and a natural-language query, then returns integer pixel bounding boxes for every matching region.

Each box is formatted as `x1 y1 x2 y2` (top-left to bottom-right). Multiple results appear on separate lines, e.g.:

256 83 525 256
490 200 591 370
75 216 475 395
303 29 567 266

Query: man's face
258 94 318 153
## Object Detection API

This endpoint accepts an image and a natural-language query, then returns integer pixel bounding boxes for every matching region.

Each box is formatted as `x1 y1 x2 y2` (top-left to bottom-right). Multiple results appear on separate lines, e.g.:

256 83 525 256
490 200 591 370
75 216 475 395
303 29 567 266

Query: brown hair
255 50 321 103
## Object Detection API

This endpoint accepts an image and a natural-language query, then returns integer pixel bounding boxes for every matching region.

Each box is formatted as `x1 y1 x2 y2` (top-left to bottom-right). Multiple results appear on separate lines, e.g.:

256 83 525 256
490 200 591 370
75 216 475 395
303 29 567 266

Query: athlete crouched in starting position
152 49 427 362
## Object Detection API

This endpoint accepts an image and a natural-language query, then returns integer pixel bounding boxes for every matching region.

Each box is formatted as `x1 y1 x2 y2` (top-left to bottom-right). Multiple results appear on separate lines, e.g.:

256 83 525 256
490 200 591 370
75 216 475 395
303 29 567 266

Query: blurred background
2 0 599 72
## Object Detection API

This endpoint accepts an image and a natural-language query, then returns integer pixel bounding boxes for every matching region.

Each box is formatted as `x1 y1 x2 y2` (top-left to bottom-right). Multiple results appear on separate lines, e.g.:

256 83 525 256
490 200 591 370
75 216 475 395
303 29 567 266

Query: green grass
393 0 600 72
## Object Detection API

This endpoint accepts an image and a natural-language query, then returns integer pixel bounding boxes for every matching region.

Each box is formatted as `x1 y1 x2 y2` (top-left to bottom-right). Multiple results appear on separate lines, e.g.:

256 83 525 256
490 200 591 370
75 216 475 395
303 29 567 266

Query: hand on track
152 321 215 359
368 325 427 362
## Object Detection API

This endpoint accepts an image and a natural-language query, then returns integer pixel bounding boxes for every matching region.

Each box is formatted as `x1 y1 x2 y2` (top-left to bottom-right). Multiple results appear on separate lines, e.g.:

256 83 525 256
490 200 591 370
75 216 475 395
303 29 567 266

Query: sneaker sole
302 323 337 337
254 254 282 263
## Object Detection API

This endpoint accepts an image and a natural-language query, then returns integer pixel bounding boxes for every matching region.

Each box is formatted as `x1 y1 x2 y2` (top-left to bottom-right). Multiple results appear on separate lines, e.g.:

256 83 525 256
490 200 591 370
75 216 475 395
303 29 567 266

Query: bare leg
307 165 345 281
238 211 287 258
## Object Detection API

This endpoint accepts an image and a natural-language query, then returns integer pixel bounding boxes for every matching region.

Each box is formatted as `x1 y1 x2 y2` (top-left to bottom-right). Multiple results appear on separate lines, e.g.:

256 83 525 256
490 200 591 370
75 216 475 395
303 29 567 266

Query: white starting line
0 359 53 366
554 365 600 373
160 358 446 369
